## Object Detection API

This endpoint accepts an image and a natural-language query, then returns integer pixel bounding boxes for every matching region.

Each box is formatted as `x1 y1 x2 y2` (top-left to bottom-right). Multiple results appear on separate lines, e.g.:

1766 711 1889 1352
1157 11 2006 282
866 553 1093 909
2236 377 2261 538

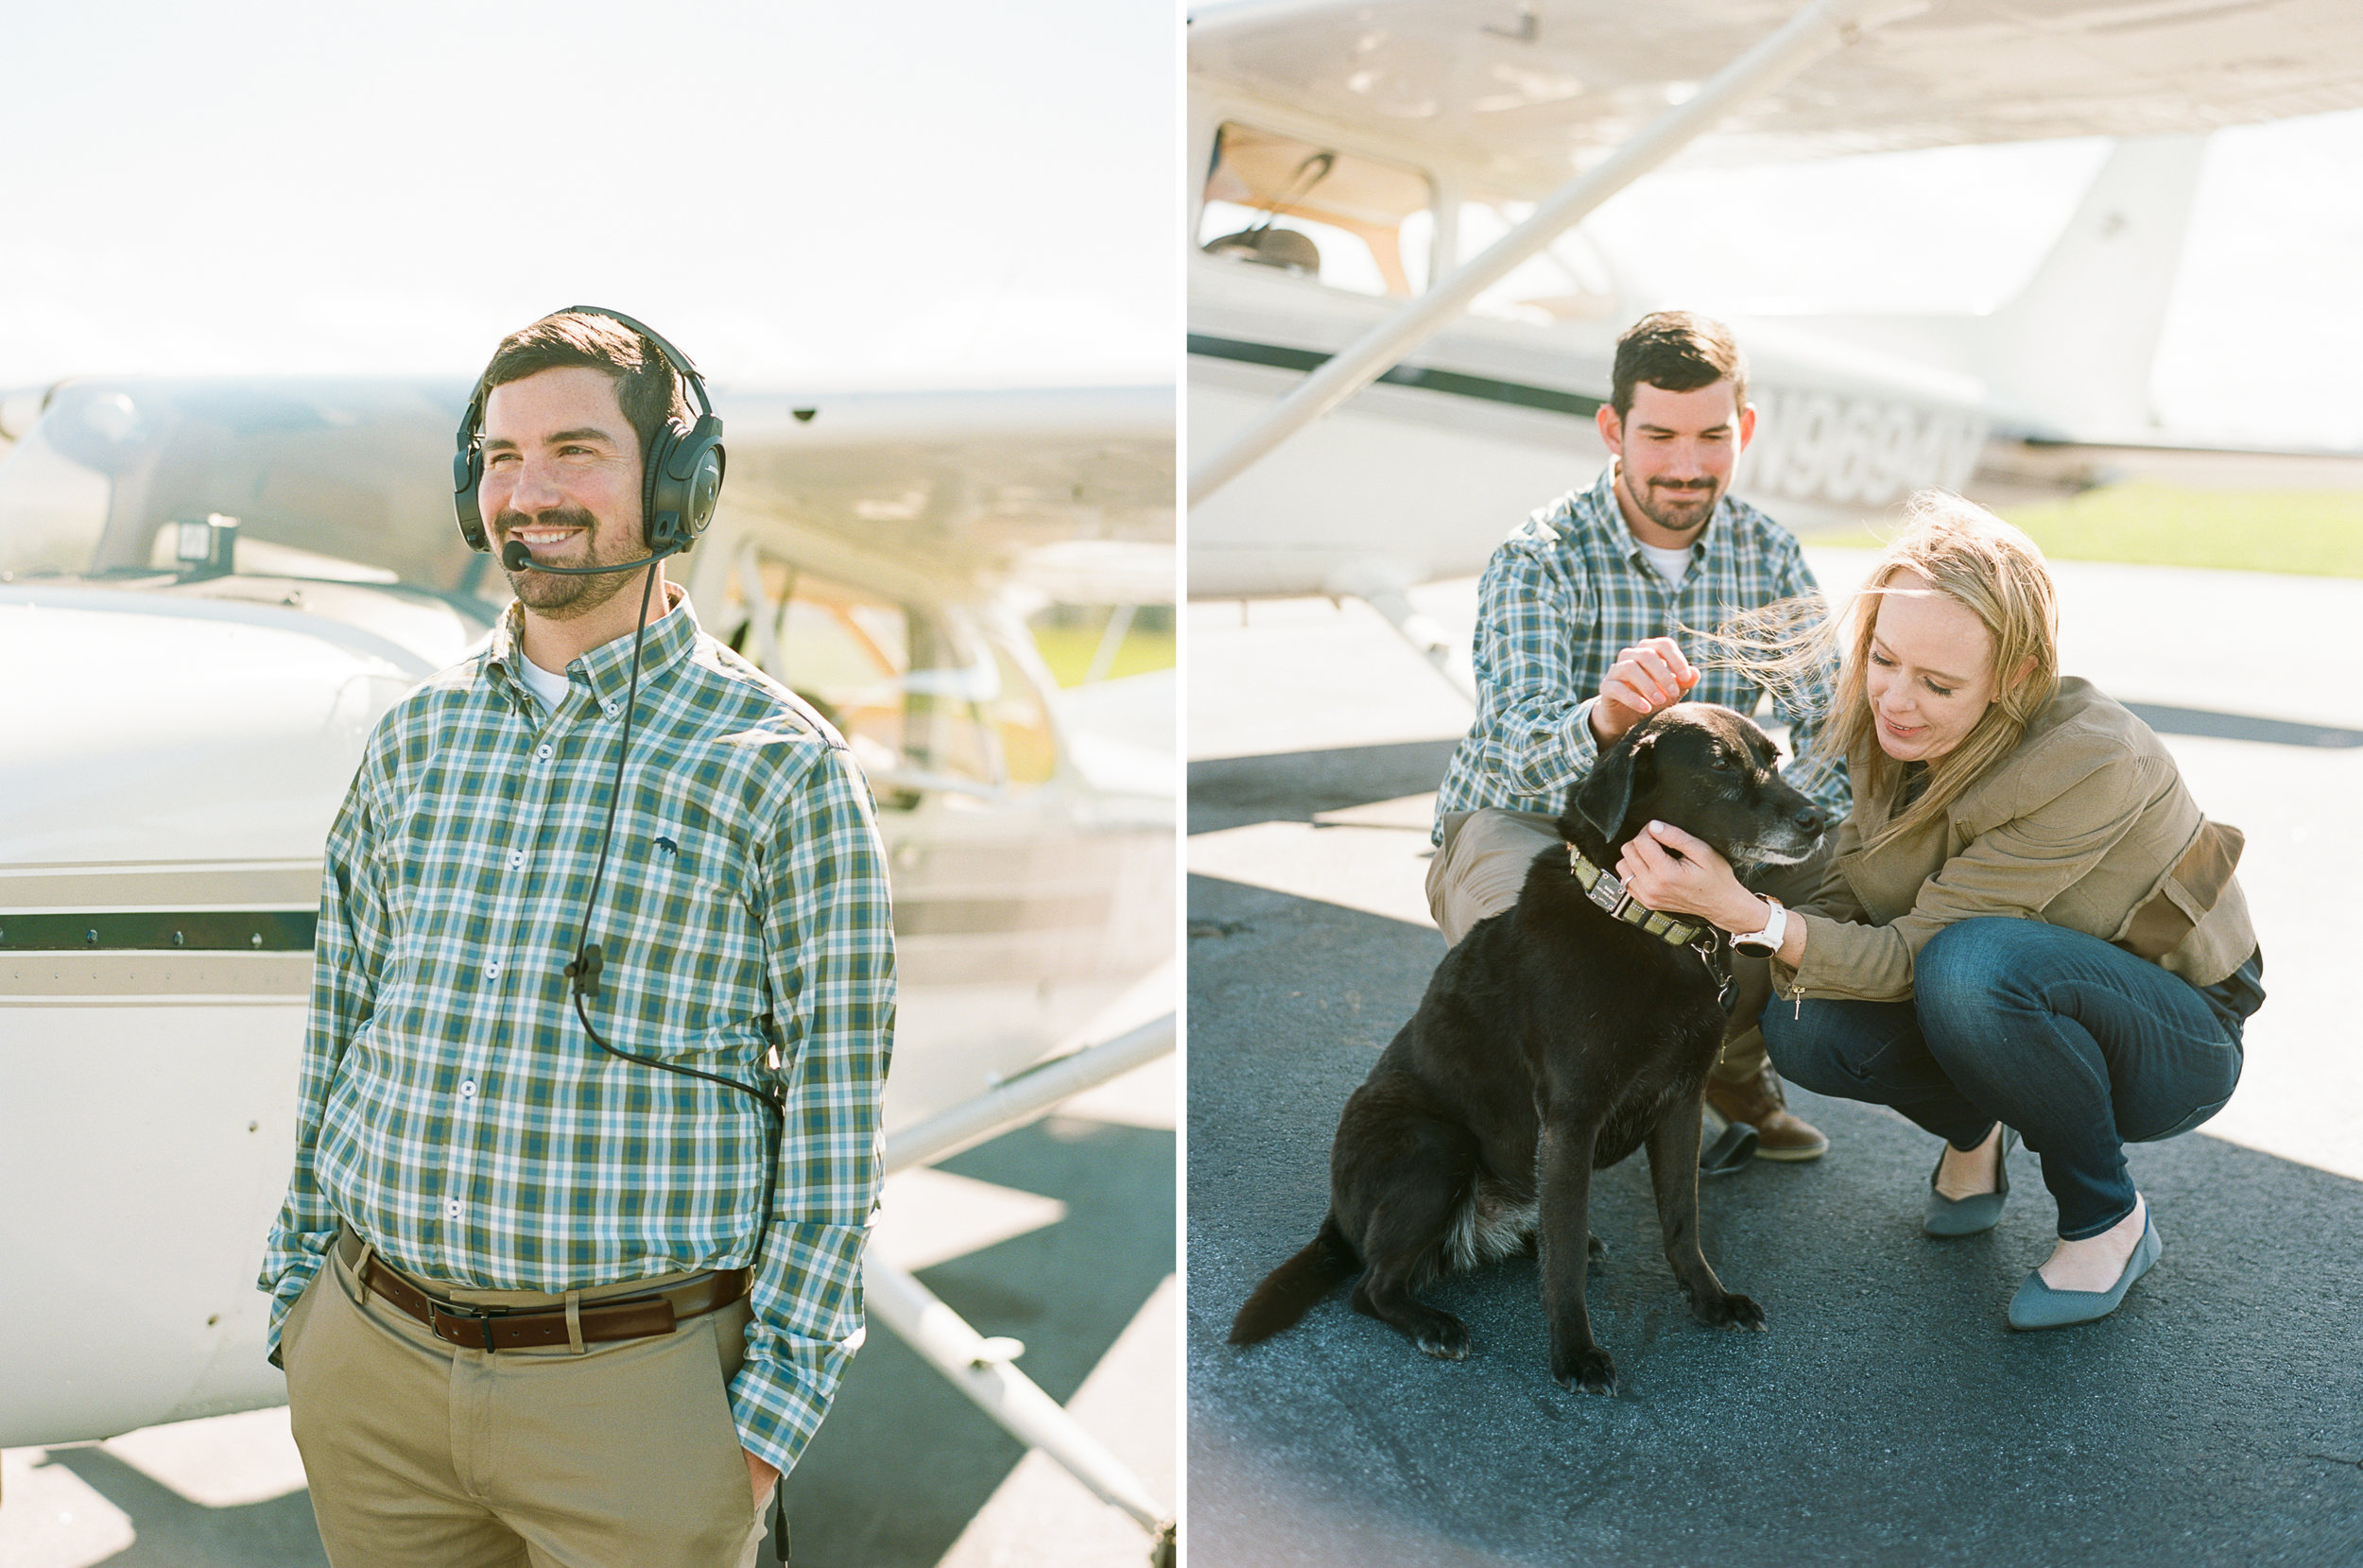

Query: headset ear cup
640 424 680 552
646 416 725 553
453 438 488 552
686 443 724 536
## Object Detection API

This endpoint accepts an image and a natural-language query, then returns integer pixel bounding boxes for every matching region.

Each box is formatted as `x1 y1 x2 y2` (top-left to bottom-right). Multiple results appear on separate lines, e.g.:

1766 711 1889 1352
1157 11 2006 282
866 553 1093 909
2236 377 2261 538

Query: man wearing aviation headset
257 307 893 1566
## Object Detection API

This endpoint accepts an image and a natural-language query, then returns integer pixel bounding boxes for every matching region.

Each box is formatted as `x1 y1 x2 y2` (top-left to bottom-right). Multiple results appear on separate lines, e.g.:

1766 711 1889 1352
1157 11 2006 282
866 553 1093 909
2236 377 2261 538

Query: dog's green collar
1565 843 1714 948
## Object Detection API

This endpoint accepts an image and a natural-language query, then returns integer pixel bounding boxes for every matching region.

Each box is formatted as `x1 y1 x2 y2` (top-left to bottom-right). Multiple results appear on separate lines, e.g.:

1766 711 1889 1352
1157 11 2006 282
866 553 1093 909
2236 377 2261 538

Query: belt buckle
432 1298 506 1353
1587 870 1631 919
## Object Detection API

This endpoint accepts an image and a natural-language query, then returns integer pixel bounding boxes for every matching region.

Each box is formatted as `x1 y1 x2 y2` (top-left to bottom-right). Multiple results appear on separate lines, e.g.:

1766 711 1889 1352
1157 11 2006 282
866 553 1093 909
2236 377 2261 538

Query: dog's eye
1710 750 1733 771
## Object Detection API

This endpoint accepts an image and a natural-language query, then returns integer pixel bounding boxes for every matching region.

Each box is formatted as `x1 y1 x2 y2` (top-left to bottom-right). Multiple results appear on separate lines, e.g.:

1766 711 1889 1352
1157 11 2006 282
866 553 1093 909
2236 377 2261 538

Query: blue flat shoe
1923 1128 2015 1237
2007 1211 2162 1331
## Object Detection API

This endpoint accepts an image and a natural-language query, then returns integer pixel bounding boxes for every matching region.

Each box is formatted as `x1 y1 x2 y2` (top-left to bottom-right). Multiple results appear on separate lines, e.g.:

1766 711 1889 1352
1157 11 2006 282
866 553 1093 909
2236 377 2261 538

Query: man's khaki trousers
282 1236 772 1568
1425 808 1834 1085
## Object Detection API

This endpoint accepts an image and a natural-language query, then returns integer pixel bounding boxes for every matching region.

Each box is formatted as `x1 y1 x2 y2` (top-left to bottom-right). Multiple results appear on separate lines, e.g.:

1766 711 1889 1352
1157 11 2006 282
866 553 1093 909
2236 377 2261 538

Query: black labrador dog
1230 703 1828 1394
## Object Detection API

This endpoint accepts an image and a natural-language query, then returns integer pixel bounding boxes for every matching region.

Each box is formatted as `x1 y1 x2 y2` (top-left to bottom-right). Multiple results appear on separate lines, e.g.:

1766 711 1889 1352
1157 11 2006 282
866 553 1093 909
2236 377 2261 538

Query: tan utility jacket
1776 677 2254 1004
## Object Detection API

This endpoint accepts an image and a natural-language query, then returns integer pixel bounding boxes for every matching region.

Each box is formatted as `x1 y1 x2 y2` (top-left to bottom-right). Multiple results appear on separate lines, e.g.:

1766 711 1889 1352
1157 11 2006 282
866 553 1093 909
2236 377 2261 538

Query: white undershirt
1635 540 1695 587
514 655 571 712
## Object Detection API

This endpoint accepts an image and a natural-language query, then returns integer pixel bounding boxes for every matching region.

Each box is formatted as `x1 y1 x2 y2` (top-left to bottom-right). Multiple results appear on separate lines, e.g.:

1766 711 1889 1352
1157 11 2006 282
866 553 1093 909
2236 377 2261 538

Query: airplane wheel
1149 1518 1178 1568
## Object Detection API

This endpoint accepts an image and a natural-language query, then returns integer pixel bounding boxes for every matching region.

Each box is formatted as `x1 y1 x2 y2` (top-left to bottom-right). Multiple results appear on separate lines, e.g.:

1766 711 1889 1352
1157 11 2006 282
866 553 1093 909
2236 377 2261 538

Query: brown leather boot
1703 1062 1829 1161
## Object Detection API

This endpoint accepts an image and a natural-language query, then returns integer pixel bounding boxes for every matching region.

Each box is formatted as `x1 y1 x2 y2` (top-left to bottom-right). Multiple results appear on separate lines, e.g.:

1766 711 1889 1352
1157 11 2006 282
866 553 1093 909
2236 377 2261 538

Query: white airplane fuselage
1186 87 1995 603
0 386 1173 1448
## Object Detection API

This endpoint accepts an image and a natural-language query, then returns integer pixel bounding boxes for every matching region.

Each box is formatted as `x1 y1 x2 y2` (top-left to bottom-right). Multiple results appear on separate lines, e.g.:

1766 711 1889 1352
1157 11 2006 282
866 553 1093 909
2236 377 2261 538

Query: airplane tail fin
1229 1217 1357 1344
1976 134 2206 439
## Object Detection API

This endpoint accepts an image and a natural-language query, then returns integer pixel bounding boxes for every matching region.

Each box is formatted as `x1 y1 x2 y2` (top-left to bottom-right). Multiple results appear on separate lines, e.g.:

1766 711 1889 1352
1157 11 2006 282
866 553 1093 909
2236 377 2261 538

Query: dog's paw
1414 1315 1472 1360
1692 1290 1767 1332
1552 1345 1617 1397
1587 1233 1608 1263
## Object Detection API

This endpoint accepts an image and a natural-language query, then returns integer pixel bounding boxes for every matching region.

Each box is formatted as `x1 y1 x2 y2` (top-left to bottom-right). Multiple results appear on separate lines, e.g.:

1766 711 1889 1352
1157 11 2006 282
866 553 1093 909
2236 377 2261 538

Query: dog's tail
1229 1216 1358 1345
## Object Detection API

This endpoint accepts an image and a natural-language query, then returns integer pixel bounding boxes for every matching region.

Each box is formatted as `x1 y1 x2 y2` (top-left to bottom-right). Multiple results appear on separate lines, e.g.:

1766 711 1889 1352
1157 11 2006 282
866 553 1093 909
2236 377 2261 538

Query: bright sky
0 0 1177 389
8 2 2358 447
1579 109 2363 448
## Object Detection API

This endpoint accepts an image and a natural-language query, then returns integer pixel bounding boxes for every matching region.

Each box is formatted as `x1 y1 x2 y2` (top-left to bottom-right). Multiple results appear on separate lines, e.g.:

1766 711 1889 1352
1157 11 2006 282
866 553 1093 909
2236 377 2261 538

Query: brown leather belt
341 1233 748 1353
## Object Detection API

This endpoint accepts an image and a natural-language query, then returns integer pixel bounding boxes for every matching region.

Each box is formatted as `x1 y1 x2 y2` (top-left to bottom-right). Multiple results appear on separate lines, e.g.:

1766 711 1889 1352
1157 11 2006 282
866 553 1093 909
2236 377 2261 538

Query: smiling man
258 309 893 1567
1428 310 1850 1163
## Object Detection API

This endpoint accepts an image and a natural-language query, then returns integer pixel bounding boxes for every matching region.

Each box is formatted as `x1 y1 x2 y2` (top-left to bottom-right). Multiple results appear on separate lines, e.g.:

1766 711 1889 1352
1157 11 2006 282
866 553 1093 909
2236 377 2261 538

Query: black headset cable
560 559 786 1225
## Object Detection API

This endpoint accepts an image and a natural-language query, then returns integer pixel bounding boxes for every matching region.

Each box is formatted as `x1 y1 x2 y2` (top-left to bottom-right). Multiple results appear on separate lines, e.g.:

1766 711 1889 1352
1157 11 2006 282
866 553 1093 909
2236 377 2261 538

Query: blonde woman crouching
1612 492 2263 1329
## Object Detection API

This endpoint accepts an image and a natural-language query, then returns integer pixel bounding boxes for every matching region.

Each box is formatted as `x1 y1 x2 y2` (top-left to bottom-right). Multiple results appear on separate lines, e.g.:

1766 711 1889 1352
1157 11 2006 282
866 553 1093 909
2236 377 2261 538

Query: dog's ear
1571 729 1657 845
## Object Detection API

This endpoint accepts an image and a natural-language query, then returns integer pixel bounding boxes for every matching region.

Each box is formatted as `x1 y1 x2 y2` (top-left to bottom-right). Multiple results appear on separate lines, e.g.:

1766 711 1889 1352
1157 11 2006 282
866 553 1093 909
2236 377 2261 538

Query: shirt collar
483 582 700 707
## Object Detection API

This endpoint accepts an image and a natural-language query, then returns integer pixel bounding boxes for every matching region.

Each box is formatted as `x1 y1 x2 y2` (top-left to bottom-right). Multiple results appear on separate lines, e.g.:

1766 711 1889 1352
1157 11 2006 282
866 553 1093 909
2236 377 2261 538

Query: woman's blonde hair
1834 491 2060 848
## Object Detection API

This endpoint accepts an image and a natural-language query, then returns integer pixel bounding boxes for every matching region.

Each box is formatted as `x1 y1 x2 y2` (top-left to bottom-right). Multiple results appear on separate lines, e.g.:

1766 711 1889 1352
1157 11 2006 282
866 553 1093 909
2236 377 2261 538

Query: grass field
1795 483 2363 578
1030 610 1178 688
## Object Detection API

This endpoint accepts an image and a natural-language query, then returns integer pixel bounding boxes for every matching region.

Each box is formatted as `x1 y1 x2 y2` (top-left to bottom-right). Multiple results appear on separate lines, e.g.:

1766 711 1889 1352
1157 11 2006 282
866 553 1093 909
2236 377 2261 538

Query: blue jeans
1764 919 2252 1239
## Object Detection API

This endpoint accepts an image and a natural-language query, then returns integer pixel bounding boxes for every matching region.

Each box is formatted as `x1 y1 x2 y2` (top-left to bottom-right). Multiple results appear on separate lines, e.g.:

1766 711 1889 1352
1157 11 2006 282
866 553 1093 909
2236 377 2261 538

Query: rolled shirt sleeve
730 744 895 1474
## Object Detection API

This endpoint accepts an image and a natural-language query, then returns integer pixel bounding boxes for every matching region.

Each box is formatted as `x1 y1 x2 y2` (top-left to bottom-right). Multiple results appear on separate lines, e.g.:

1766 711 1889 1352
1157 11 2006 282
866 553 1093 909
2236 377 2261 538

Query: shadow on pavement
40 1448 327 1568
1186 869 2363 1568
1190 740 1460 836
786 1118 1175 1567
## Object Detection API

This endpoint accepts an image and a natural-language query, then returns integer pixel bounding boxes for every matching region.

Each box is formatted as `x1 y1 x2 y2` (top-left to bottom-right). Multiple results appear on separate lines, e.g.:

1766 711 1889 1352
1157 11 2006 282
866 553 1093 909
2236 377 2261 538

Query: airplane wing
718 387 1176 567
1188 0 2363 526
1190 0 2363 188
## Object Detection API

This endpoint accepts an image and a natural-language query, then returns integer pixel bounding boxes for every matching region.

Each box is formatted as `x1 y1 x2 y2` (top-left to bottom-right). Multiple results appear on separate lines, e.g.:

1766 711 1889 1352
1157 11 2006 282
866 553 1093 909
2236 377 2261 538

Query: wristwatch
1733 896 1786 957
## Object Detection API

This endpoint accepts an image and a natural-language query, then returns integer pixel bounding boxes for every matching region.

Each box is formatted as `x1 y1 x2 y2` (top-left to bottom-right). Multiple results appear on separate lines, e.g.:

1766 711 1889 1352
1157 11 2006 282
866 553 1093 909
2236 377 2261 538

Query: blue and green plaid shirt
259 588 894 1475
1434 466 1849 841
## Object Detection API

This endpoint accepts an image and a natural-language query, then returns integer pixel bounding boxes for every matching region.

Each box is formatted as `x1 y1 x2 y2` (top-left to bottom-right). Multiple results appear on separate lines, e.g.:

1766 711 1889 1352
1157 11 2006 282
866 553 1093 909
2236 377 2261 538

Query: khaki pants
1426 809 1834 1086
282 1233 773 1568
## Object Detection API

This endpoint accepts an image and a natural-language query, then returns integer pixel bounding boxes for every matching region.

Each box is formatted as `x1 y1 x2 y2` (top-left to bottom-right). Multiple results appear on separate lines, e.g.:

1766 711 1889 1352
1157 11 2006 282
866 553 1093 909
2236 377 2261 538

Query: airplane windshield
0 378 500 616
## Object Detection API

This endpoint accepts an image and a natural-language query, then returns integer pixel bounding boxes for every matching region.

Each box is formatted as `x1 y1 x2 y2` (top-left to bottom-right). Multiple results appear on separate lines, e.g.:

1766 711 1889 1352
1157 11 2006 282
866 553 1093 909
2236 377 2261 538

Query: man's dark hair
1611 310 1748 420
475 311 690 468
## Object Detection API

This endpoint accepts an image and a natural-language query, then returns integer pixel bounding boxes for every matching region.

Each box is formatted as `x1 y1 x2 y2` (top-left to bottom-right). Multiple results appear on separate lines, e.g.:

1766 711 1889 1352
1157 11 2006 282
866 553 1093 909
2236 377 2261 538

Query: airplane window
1197 123 1434 299
1458 199 1624 324
724 558 1003 804
986 644 1057 790
0 378 498 617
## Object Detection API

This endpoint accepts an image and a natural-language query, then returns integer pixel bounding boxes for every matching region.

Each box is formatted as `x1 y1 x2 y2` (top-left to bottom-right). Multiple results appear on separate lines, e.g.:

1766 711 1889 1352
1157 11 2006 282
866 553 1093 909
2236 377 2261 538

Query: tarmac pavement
1185 553 2363 1566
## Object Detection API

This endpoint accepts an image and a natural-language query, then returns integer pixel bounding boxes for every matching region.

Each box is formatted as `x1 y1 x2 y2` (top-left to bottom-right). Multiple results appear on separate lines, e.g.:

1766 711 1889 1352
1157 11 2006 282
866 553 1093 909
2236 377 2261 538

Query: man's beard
1629 474 1719 537
494 506 639 619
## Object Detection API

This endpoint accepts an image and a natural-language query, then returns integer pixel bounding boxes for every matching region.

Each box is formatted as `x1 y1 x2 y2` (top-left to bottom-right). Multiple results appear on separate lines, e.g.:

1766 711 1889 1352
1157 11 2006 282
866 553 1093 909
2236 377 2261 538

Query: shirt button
536 743 553 762
508 849 525 870
459 1079 476 1099
603 698 621 717
444 1198 462 1221
484 959 502 980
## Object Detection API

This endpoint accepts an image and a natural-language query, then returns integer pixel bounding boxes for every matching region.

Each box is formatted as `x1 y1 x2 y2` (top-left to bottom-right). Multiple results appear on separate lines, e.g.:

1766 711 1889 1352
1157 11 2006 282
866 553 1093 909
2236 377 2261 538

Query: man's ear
1737 401 1757 455
1595 403 1625 459
1574 730 1656 845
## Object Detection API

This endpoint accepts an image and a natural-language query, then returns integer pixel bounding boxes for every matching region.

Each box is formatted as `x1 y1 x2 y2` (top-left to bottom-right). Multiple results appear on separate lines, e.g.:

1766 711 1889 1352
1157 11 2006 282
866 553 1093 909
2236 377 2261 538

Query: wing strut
1187 0 1927 508
867 1014 1180 1564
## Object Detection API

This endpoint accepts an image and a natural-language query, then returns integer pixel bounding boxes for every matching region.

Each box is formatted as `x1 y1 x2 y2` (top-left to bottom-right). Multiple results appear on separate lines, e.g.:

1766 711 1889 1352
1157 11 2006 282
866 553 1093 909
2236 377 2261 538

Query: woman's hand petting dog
1614 820 1761 934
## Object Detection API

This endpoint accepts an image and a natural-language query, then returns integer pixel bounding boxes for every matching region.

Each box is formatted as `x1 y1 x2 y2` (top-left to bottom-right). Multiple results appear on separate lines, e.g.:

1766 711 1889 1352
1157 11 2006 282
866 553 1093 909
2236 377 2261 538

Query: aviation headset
451 308 786 1164
452 304 727 560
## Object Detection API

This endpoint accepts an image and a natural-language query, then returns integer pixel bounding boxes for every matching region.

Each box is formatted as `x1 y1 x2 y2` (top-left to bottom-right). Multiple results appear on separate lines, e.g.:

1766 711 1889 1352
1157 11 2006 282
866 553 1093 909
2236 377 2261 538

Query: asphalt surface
1184 558 2363 1568
1186 806 2363 1568
789 1114 1176 1566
